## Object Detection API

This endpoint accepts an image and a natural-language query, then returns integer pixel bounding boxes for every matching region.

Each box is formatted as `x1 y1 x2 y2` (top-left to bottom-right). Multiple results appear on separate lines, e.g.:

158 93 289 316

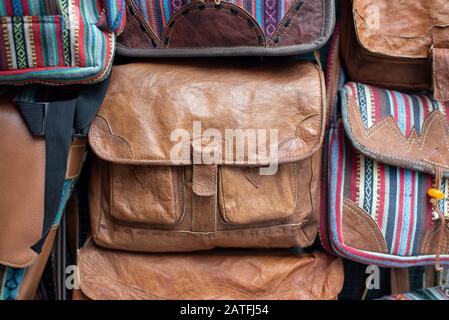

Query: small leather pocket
110 164 184 226
218 163 298 225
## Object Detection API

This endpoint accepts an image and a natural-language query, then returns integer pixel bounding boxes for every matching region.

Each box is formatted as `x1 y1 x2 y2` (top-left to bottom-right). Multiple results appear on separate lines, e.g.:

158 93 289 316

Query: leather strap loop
192 164 218 232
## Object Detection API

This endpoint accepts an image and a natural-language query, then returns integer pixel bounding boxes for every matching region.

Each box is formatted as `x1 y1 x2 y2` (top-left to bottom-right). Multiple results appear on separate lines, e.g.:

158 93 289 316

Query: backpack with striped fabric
0 0 125 85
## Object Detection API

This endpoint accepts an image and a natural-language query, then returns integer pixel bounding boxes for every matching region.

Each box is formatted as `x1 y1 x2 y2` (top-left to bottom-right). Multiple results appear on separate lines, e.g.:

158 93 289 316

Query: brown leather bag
88 59 326 252
73 240 344 300
0 94 87 300
340 0 449 101
117 0 335 57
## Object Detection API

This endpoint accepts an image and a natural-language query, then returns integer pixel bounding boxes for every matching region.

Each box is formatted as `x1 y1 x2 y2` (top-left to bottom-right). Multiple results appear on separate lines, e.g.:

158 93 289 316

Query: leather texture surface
353 0 449 59
117 0 335 56
433 48 449 102
88 60 325 252
16 227 58 300
89 61 325 165
75 240 344 300
342 0 449 100
0 95 45 268
340 0 432 92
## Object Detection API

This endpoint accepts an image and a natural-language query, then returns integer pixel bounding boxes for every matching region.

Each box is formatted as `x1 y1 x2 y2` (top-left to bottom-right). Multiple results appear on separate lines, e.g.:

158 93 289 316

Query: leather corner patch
88 115 134 161
342 199 388 254
270 0 323 47
118 3 160 49
420 221 449 255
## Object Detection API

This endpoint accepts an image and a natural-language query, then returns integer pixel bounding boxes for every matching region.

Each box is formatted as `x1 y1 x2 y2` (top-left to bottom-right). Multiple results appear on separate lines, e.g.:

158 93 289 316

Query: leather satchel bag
88 59 326 252
117 0 335 57
0 0 125 85
340 0 449 101
0 79 109 300
73 240 344 300
321 82 449 270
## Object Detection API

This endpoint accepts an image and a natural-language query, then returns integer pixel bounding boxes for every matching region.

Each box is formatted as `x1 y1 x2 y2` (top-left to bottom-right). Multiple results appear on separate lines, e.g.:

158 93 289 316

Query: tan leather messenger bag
340 0 449 101
88 59 326 252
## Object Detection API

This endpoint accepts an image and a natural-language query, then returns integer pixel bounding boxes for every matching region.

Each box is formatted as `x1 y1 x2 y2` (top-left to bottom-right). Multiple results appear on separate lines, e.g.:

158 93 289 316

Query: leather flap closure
77 241 344 300
192 165 217 197
89 60 325 167
353 0 449 59
342 82 449 176
118 0 336 56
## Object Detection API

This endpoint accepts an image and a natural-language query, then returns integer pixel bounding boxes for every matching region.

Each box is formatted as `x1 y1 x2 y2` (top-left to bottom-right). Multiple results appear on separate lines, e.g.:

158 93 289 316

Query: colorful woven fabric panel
0 0 62 16
131 0 296 39
326 117 449 266
344 82 449 136
103 0 126 33
0 0 126 85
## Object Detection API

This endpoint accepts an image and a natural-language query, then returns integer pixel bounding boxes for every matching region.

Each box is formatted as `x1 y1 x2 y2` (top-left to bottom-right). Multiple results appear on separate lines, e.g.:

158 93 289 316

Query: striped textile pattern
327 122 449 267
131 0 296 39
0 0 62 16
337 124 437 257
0 268 25 300
0 0 125 85
344 82 449 136
380 287 449 300
326 82 449 268
104 0 126 34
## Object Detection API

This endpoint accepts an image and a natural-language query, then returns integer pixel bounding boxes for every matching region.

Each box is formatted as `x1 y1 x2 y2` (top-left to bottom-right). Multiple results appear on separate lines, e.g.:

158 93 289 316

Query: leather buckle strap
192 164 218 233
431 28 449 102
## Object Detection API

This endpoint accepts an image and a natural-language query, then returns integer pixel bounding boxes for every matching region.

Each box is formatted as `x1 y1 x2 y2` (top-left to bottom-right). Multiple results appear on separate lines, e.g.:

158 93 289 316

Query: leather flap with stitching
76 240 344 300
342 82 449 176
353 0 449 59
117 0 336 57
89 60 325 167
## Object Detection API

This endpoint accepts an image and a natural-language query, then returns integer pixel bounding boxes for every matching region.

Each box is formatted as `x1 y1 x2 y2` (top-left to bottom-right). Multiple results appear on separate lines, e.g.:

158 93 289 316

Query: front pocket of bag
218 163 298 225
110 164 185 226
0 15 68 71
